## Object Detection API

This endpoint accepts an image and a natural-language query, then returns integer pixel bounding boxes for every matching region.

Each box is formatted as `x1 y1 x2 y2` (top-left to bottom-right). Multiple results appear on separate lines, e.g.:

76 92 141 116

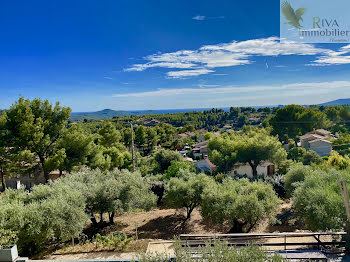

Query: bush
284 164 315 197
201 178 280 233
0 229 18 249
138 241 285 262
293 169 348 231
93 232 132 250
57 168 157 224
0 186 87 255
163 173 214 220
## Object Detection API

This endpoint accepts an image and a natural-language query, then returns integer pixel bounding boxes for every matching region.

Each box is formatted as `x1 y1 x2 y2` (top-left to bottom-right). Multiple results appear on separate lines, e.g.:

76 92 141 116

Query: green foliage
284 164 315 197
58 168 157 224
5 97 71 182
139 241 285 262
0 229 18 249
327 151 350 170
163 161 195 180
302 150 322 166
201 178 280 233
270 105 329 143
332 134 350 156
293 169 348 231
208 128 287 177
164 173 214 219
152 149 182 174
93 232 132 250
98 121 122 148
287 146 306 162
0 185 87 255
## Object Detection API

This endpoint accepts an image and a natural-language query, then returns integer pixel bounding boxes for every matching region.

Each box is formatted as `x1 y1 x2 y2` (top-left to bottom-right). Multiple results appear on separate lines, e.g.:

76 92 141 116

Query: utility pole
130 122 135 172
336 174 350 254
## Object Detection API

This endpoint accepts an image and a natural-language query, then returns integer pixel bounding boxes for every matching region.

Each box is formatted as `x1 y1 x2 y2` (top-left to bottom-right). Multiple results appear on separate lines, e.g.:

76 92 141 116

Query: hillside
319 98 350 106
70 109 134 121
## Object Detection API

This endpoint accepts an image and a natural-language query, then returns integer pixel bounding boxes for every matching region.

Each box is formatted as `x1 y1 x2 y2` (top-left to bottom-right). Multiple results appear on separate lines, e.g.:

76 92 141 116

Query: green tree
293 169 348 231
284 164 315 197
135 126 146 149
98 121 122 148
209 129 287 177
201 178 280 233
164 173 213 220
153 149 182 174
163 161 195 180
270 105 328 144
57 124 94 173
5 98 71 182
302 150 322 165
287 146 306 162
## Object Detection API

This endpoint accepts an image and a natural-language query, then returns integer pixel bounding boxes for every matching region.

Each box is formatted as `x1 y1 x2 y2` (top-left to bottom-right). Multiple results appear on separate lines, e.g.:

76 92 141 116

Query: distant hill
319 98 350 106
70 109 134 121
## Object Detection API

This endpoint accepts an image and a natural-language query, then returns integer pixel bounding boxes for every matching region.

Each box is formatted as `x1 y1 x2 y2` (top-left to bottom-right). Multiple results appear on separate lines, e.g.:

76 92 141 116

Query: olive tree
201 178 280 233
163 173 214 220
293 169 348 231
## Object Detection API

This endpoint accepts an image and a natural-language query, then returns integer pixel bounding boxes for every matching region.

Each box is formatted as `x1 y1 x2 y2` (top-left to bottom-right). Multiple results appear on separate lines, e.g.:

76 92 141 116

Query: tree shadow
137 213 188 239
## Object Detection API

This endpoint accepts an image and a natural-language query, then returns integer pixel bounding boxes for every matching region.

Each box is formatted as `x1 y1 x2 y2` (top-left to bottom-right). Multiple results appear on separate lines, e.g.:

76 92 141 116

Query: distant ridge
70 109 134 121
318 98 350 106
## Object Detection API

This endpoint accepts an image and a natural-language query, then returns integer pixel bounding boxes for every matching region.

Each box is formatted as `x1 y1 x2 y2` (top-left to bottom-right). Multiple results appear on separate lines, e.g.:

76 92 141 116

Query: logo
281 1 306 29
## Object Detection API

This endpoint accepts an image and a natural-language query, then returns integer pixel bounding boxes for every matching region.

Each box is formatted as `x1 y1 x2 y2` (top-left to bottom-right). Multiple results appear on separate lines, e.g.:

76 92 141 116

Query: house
174 131 196 140
299 129 333 156
221 125 232 131
228 161 276 178
195 157 216 174
192 141 208 158
5 170 65 190
144 119 160 126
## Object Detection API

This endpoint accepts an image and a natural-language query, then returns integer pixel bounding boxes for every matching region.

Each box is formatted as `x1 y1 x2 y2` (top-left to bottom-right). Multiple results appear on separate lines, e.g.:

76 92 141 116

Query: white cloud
124 37 334 77
192 15 205 21
104 77 113 80
113 80 350 97
167 68 214 78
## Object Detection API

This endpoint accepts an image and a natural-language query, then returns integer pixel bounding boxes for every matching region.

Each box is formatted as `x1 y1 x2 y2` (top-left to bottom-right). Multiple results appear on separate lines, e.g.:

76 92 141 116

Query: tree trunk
185 206 194 221
228 220 247 233
109 212 115 224
100 212 104 223
40 157 50 183
0 172 6 191
91 213 98 226
249 161 258 178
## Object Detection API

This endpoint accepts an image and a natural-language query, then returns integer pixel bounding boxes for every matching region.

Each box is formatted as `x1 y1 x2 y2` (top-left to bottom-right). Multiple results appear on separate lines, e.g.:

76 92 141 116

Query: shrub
293 169 348 231
138 241 285 262
163 173 214 220
284 164 315 197
201 178 280 233
0 229 18 249
93 232 132 250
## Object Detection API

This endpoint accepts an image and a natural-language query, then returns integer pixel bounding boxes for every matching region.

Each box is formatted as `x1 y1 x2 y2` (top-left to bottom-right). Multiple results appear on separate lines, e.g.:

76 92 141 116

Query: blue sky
1 0 350 111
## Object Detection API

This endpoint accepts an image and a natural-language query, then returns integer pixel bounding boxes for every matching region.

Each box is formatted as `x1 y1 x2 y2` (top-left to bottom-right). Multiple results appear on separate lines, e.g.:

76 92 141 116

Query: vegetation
201 178 280 233
293 169 348 231
4 97 350 257
164 172 213 220
139 241 285 262
208 128 286 176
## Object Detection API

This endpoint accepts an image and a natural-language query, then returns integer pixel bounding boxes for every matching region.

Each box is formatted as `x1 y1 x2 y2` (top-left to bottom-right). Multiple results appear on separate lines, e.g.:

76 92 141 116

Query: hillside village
2 98 350 261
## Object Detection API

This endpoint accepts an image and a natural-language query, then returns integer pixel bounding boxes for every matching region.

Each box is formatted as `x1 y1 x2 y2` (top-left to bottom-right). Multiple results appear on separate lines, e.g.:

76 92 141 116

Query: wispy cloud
104 76 113 80
192 15 206 21
113 80 350 98
124 37 333 78
192 15 225 21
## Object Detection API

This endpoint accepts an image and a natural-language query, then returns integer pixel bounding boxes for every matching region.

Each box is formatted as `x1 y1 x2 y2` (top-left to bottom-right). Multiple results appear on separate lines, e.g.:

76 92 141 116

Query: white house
228 161 275 178
299 129 332 157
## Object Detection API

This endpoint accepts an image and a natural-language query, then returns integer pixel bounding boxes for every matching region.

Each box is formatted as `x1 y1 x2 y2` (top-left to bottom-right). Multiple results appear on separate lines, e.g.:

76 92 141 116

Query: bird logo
281 1 306 29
